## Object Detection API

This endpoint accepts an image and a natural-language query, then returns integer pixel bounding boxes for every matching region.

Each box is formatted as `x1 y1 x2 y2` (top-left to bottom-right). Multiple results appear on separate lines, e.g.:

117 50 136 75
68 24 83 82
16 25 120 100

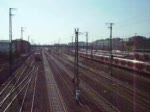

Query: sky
0 0 150 44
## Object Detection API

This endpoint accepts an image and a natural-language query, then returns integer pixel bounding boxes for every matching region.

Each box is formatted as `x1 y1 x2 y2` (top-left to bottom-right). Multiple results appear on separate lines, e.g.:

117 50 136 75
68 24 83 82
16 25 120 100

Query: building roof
0 40 10 43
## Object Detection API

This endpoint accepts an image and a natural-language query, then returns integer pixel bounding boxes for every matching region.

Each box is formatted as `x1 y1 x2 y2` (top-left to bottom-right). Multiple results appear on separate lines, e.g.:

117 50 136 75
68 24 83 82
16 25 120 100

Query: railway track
19 66 39 112
51 52 149 111
0 54 39 112
45 51 119 112
45 51 94 112
42 51 68 112
59 53 150 112
62 53 150 99
0 55 34 97
79 55 150 92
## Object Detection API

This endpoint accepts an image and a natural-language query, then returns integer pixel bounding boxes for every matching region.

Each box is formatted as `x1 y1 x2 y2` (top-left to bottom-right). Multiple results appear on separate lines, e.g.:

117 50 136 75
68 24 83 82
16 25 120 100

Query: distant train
34 52 41 61
78 51 150 75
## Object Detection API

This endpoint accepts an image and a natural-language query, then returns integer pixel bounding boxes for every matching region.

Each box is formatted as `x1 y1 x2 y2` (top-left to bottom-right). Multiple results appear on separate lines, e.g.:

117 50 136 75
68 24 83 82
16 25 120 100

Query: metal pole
86 32 88 55
91 44 93 60
9 8 13 76
96 40 98 52
72 36 73 53
75 28 79 90
106 23 114 76
103 39 104 50
74 28 80 102
21 27 24 40
9 8 16 76
21 27 25 53
109 23 113 76
28 35 30 42
58 39 59 55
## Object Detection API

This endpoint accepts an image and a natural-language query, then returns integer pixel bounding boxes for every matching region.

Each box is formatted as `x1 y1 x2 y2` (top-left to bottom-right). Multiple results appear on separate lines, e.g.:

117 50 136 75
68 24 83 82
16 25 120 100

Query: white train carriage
78 52 150 75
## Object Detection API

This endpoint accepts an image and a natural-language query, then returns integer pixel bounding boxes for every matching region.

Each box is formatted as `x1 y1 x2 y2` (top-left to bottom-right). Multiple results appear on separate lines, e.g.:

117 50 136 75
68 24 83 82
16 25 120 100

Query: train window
101 57 104 61
121 60 126 66
114 59 119 64
135 63 144 71
128 61 133 68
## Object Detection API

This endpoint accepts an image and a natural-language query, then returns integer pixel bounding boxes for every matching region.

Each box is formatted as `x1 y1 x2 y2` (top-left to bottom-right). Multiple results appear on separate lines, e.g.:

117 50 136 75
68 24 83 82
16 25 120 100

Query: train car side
78 52 150 75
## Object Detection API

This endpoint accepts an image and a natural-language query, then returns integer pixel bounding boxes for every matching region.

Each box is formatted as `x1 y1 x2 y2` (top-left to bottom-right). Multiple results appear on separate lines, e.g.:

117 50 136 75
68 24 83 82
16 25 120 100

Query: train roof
79 51 148 64
95 53 146 64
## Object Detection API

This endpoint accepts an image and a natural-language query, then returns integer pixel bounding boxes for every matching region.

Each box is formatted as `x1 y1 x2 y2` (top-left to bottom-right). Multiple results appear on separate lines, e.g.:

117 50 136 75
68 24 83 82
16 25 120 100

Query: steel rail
2 66 37 112
57 53 150 111
31 66 39 112
47 52 94 112
45 51 119 112
43 51 68 112
19 66 38 112
0 55 33 95
0 66 35 107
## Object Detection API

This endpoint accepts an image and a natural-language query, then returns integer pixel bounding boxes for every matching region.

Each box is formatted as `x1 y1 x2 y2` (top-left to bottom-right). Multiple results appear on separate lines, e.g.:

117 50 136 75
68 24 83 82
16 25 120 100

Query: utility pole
21 27 24 40
21 27 25 53
74 28 79 87
96 40 98 52
9 8 16 76
58 38 60 55
28 35 30 42
74 28 80 102
86 32 88 55
102 39 104 50
106 23 114 76
72 36 73 53
28 35 30 53
91 43 93 60
91 38 94 60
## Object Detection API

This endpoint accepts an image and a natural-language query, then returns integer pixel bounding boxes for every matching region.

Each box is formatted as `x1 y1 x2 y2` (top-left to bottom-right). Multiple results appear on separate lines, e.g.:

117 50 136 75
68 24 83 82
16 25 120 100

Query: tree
127 36 147 51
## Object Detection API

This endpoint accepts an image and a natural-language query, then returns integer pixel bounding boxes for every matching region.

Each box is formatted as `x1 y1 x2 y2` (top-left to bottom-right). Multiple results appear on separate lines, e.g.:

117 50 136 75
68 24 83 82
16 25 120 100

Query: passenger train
78 51 150 75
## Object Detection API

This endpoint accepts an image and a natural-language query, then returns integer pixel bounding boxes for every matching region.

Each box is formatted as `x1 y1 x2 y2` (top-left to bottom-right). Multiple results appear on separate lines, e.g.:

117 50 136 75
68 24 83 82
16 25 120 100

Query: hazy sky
0 0 150 44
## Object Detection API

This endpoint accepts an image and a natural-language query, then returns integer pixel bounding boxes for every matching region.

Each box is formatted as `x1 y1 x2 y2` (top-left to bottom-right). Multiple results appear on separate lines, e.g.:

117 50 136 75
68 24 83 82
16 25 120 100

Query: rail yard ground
0 48 150 112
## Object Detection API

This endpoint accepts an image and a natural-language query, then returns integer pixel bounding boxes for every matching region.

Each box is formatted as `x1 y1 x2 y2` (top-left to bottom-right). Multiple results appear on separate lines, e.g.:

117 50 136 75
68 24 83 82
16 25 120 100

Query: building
92 38 128 51
68 41 86 47
0 39 31 54
0 40 15 53
126 36 150 51
13 39 30 54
